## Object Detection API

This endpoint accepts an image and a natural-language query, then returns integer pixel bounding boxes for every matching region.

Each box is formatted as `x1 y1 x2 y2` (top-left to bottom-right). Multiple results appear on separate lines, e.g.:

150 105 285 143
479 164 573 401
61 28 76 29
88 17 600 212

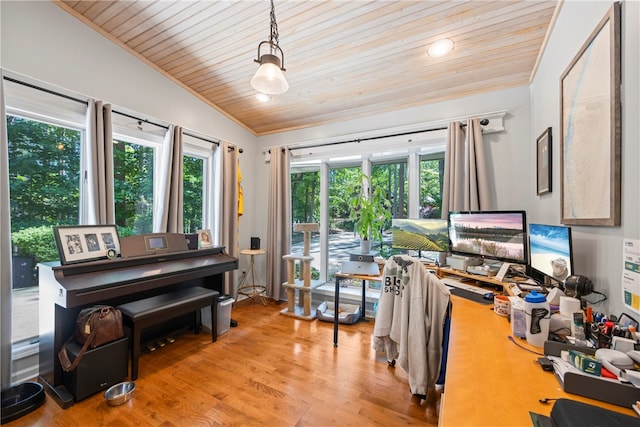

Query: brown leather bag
58 305 124 372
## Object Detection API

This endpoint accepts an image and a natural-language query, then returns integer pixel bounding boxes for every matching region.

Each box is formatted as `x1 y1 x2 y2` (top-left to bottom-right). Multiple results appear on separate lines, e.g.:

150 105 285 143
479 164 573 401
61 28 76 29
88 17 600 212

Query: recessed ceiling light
428 38 454 57
256 92 272 103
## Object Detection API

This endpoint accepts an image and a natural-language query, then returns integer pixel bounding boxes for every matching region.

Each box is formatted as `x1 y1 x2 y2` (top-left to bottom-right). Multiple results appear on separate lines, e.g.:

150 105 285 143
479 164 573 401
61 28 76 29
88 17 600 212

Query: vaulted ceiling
57 1 560 136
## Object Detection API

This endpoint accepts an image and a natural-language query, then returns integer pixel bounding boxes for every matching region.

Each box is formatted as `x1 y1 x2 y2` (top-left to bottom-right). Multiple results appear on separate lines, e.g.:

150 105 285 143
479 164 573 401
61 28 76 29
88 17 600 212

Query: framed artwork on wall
559 2 621 226
54 225 120 265
536 127 552 195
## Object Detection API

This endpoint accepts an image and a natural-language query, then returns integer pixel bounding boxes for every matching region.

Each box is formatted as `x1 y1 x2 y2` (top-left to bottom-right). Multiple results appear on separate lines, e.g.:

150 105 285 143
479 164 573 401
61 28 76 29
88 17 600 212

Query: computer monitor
528 223 573 284
447 210 527 264
391 218 450 253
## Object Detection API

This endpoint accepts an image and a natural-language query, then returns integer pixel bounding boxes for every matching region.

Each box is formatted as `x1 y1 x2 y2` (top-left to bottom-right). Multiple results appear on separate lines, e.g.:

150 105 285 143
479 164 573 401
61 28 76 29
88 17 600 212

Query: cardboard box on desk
544 341 640 408
568 349 601 376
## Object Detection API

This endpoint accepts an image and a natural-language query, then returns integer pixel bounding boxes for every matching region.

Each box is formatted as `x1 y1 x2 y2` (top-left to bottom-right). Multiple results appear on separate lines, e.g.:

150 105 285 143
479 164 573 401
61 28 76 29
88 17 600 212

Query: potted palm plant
348 174 392 253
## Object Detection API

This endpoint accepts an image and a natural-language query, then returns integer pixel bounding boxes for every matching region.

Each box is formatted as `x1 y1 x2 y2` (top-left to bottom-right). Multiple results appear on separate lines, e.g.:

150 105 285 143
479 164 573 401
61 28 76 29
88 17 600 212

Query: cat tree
281 223 324 320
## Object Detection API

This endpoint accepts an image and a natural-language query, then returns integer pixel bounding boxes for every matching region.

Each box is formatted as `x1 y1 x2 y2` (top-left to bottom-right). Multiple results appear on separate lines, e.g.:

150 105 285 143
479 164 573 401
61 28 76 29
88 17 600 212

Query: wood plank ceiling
56 1 560 136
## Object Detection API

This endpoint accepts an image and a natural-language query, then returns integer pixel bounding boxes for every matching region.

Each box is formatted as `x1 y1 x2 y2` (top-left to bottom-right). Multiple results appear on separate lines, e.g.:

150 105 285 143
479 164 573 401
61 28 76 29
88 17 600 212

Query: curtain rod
183 131 220 146
3 76 88 106
112 109 168 130
4 76 230 149
288 118 489 152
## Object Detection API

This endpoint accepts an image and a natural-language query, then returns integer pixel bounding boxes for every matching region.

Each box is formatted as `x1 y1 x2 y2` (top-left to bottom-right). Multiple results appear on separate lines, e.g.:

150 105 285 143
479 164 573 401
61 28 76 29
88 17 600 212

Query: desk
333 272 382 347
236 249 267 305
439 294 635 425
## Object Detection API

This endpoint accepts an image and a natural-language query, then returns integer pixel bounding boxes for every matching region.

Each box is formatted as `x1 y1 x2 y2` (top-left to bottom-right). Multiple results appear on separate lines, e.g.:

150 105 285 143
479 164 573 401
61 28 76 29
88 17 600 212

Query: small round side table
236 249 268 306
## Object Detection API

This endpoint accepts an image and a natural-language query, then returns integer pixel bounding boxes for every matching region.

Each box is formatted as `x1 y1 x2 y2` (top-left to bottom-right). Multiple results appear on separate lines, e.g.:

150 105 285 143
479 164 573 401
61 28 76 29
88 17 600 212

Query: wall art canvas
560 3 621 226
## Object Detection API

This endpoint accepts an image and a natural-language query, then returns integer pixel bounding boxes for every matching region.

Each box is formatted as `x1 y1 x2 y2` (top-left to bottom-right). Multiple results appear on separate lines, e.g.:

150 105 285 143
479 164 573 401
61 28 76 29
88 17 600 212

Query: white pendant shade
251 54 289 95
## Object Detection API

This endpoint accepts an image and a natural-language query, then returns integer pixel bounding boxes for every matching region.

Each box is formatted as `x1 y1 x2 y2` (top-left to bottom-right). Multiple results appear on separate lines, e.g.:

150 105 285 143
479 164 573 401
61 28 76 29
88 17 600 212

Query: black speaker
62 336 129 401
564 275 594 298
250 237 260 250
185 233 199 250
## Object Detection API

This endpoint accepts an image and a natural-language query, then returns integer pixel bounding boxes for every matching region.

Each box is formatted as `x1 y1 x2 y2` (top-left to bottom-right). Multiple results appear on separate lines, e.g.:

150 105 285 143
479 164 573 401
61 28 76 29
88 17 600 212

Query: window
8 114 82 350
113 138 155 235
420 153 446 219
327 165 361 280
183 155 204 233
289 139 447 304
182 134 216 235
372 160 408 257
290 169 321 280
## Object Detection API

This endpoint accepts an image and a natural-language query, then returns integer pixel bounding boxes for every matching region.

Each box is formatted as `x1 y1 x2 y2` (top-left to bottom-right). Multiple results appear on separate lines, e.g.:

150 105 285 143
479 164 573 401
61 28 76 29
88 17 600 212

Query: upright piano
37 246 237 408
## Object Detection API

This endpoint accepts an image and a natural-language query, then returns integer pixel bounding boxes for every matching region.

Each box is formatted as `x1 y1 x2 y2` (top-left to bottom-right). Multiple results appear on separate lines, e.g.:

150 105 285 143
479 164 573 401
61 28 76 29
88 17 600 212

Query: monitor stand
446 254 482 271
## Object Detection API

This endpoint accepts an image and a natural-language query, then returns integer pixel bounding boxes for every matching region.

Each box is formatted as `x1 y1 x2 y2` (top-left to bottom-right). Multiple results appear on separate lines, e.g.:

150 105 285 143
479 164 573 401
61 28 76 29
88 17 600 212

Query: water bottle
525 290 550 348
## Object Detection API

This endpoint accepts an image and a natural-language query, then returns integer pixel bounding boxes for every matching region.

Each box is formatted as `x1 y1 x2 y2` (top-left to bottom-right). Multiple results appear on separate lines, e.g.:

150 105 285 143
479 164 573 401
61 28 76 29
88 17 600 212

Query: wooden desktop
439 293 636 425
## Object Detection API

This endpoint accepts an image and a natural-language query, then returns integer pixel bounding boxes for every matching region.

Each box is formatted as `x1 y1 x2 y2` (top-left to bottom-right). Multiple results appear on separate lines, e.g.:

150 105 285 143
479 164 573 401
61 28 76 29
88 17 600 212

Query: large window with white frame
182 134 217 234
4 78 87 383
112 136 157 235
290 141 445 300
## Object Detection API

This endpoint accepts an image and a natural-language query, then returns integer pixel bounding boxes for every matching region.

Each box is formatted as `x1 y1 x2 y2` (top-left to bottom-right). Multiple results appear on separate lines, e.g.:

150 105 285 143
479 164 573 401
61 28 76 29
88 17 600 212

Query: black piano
37 246 237 408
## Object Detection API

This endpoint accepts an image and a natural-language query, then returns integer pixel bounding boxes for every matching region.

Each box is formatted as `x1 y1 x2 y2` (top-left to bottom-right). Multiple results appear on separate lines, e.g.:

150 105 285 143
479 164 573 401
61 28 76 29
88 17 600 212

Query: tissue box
569 349 601 376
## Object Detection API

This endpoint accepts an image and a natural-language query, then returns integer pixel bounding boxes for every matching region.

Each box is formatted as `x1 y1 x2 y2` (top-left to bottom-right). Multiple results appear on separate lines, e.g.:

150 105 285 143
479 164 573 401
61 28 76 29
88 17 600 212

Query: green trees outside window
113 139 154 235
8 117 206 278
183 155 204 233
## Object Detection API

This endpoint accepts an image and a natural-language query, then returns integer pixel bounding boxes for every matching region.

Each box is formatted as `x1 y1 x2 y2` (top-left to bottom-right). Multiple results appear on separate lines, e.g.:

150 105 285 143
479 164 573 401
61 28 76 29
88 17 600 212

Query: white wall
530 0 640 316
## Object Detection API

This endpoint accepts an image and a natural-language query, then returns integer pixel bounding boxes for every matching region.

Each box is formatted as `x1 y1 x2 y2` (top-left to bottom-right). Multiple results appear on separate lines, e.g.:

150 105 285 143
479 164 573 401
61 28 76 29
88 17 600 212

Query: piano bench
117 286 219 380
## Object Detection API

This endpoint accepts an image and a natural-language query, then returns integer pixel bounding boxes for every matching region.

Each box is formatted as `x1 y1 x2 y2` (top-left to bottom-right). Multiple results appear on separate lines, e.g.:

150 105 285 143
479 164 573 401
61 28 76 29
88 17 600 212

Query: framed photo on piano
53 225 121 265
198 229 213 248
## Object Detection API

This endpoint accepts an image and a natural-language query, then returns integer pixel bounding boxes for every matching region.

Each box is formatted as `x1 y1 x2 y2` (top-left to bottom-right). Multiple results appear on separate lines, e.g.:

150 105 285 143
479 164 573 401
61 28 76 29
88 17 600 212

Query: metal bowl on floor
104 381 135 406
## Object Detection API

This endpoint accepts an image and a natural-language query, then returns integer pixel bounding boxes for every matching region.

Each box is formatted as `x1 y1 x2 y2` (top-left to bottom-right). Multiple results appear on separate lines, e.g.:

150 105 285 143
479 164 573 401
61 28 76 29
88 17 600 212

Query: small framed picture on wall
536 127 552 195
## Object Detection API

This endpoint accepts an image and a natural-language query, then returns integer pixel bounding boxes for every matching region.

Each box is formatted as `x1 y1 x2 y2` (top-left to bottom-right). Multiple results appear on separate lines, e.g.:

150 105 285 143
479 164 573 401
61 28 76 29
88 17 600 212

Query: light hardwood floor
12 300 440 426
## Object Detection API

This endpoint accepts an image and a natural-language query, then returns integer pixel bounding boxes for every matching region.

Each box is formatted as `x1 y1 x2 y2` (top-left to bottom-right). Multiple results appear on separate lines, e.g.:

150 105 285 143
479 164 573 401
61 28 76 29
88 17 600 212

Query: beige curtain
1 71 13 388
441 118 490 214
81 100 114 225
221 142 239 296
155 125 183 232
266 147 291 301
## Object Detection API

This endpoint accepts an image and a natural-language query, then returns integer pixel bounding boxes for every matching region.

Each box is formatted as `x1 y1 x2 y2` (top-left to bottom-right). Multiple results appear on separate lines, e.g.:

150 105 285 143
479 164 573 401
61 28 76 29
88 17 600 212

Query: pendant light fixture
250 0 289 95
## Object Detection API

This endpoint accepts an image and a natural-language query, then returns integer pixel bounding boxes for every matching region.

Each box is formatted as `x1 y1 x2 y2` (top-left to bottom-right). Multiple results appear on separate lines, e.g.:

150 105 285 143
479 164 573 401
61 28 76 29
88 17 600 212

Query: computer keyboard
440 277 489 295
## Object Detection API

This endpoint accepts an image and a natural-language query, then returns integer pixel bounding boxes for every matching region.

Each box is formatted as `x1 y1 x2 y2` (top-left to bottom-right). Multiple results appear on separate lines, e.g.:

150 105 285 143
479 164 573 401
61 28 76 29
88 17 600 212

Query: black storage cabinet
62 336 129 401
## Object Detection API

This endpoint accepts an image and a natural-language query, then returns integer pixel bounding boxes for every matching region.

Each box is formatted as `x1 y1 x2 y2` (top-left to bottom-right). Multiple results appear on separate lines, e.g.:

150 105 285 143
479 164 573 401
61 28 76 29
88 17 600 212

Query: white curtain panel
465 118 490 210
221 142 239 296
154 125 184 233
1 71 13 388
81 100 114 225
442 118 490 214
266 147 291 301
